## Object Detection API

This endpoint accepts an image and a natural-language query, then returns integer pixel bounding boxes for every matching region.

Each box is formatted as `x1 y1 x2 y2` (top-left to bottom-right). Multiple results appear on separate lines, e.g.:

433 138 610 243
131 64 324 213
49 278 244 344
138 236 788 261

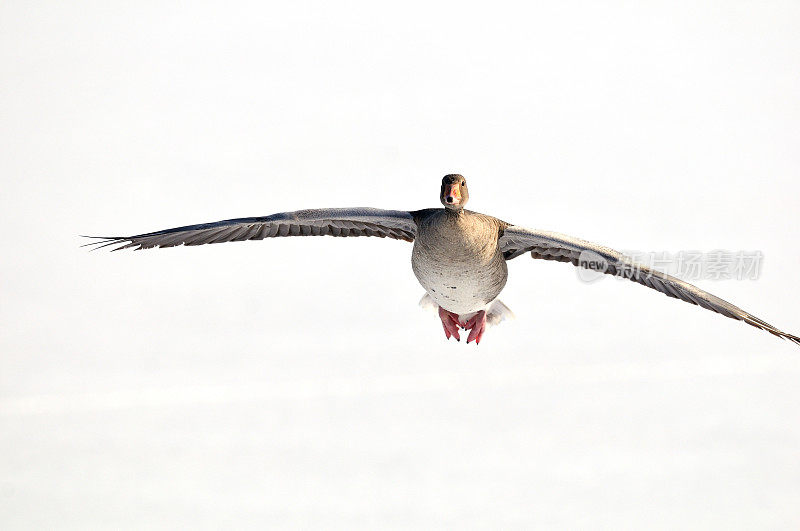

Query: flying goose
85 174 799 346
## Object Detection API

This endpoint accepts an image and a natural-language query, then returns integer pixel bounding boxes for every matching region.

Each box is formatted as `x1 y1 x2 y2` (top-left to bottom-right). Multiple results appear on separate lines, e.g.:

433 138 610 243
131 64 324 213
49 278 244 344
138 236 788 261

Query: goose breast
411 210 508 314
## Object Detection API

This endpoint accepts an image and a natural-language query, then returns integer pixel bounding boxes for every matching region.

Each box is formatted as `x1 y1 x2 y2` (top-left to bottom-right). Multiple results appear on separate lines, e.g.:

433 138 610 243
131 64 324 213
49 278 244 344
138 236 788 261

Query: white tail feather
418 293 439 312
485 299 515 327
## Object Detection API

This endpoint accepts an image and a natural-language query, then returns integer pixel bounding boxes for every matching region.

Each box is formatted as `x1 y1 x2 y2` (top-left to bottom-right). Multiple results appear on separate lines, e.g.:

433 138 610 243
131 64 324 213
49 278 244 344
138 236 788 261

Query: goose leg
463 310 487 345
438 306 462 341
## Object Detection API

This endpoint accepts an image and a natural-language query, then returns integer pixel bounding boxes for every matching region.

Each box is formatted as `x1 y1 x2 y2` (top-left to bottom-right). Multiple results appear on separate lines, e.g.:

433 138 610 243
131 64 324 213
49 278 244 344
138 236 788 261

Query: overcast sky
2 1 799 528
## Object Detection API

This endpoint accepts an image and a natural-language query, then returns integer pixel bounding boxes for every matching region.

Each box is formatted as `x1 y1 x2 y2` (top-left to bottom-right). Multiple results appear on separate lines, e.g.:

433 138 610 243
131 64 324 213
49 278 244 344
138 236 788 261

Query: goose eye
462 181 466 186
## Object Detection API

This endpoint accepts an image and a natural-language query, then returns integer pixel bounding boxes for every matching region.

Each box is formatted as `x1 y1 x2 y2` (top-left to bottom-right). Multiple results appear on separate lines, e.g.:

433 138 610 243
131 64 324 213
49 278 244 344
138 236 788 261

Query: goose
85 174 799 346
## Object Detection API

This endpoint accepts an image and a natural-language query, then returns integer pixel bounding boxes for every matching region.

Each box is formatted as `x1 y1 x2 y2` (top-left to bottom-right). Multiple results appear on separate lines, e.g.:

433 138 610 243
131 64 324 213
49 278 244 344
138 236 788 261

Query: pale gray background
2 1 799 529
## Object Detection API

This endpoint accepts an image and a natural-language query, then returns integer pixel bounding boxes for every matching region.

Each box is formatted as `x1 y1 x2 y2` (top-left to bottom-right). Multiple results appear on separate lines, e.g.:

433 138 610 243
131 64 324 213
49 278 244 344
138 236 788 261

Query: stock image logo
576 249 764 283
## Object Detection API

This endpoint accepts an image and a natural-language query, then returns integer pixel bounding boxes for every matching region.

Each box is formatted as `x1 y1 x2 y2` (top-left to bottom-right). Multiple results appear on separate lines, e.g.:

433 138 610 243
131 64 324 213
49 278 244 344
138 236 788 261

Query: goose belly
411 247 508 315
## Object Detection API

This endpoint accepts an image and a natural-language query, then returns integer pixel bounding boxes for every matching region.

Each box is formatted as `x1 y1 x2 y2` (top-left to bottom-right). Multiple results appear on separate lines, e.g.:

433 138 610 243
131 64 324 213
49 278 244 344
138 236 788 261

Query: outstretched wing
499 225 799 346
83 208 417 251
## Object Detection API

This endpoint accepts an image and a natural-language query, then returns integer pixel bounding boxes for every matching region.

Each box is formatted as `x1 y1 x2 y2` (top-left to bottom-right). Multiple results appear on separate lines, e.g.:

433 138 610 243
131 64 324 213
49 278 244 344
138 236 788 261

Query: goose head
440 174 469 210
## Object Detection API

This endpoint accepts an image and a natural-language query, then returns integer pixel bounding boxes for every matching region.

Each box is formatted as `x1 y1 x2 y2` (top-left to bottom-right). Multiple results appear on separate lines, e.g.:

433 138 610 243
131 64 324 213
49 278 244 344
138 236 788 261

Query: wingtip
768 328 800 348
784 333 800 348
80 237 129 252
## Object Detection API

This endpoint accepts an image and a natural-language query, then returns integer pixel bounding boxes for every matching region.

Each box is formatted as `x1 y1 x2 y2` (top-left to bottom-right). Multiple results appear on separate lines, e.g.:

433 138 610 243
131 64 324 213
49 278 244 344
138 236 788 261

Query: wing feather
83 208 417 251
499 225 799 346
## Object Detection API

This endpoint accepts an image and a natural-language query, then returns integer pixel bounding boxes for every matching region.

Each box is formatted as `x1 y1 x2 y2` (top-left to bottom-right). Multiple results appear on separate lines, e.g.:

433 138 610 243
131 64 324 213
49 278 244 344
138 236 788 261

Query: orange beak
445 184 461 204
